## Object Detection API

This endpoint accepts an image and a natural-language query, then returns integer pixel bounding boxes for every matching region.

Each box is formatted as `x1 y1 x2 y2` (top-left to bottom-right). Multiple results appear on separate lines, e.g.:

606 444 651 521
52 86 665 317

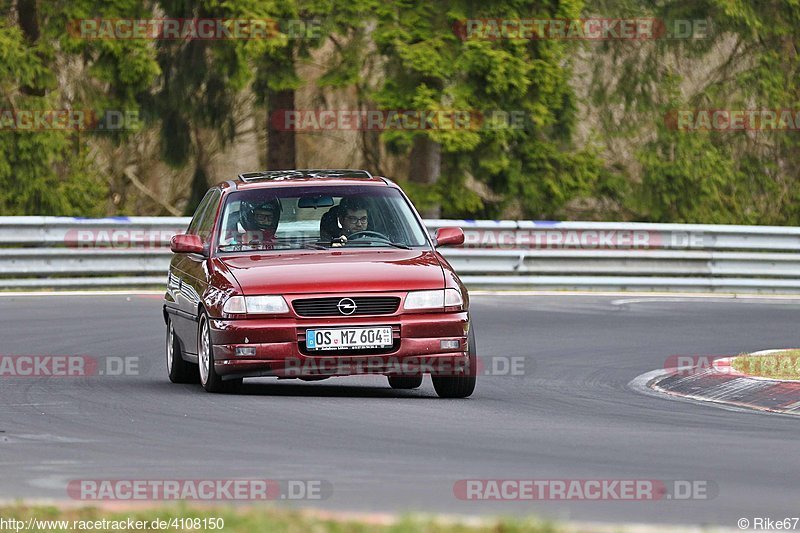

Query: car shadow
235 379 435 399
141 377 438 399
138 374 450 398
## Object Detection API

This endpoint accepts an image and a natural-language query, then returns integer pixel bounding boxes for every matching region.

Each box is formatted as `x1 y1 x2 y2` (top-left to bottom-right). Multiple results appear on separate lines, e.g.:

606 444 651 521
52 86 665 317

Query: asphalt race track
2 293 799 527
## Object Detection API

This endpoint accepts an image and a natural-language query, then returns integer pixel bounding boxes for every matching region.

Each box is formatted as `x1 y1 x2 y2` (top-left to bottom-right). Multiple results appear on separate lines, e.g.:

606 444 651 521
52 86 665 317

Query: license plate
306 326 393 351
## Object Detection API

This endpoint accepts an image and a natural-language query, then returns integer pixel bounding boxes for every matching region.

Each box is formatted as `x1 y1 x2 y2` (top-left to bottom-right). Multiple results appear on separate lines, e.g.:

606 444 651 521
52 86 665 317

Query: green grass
0 504 559 533
731 350 800 380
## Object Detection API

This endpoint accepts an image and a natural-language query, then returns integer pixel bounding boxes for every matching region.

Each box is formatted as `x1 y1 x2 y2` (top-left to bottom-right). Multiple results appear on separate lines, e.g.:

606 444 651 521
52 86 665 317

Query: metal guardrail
2 217 800 292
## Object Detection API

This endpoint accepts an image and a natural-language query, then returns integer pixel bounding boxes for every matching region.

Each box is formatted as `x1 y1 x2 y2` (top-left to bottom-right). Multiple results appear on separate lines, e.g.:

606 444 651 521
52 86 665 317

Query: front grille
293 296 400 317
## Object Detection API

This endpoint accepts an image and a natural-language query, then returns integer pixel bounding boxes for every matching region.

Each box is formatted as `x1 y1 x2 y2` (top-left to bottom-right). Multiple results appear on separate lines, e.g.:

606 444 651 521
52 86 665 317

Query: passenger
237 198 282 245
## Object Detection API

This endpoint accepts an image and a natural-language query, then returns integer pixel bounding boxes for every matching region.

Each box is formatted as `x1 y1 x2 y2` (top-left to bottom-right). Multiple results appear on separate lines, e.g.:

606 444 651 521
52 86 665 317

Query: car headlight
222 295 289 315
222 295 246 314
404 289 463 310
246 295 290 314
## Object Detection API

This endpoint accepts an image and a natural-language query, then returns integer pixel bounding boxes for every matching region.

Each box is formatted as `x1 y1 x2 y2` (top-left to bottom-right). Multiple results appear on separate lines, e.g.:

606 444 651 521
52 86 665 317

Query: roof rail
237 169 374 182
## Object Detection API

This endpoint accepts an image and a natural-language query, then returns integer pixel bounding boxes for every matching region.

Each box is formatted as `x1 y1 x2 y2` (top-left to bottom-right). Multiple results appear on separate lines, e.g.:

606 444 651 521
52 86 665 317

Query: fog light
235 346 257 357
440 339 461 350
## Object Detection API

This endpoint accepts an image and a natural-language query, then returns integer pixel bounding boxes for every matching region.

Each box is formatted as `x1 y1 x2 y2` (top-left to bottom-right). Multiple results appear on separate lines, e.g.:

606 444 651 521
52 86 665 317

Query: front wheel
166 317 198 384
432 327 477 399
198 312 241 393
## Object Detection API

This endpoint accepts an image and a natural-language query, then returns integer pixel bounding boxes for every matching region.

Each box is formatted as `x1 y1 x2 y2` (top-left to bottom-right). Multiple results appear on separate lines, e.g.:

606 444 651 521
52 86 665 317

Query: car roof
228 169 391 190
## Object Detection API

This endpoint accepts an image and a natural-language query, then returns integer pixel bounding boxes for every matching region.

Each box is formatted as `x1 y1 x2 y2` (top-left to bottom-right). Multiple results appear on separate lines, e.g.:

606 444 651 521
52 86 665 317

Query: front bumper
209 311 469 379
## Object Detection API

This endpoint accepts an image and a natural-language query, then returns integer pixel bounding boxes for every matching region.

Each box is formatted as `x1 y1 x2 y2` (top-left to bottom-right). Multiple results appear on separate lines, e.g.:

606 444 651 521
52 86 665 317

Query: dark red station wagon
163 169 475 397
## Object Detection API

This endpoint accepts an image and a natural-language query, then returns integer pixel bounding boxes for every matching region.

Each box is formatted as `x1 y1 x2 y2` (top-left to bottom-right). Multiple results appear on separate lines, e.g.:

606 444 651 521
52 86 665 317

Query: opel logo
337 298 357 315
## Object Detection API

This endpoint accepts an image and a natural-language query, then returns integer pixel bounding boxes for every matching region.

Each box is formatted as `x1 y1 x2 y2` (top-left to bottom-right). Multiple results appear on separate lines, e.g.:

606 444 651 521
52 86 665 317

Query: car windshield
216 185 429 252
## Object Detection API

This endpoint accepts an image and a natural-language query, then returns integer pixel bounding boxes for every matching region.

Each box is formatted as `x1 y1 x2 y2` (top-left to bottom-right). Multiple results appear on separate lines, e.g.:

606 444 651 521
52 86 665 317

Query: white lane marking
0 290 163 297
2 434 95 443
611 296 800 306
750 348 789 356
7 403 72 407
469 290 800 300
4 289 800 301
27 476 71 490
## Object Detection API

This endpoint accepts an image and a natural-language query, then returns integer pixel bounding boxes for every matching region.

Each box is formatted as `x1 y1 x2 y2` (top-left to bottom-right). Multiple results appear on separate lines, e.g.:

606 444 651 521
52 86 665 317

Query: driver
237 198 282 245
337 196 369 237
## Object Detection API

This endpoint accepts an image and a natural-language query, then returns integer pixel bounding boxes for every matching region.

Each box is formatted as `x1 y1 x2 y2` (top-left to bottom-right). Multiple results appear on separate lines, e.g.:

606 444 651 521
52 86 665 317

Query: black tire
432 326 477 399
166 317 198 384
387 374 423 389
198 312 242 393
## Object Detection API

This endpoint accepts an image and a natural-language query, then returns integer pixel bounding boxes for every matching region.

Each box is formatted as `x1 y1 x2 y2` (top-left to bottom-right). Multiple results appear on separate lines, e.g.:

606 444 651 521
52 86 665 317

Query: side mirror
170 234 205 254
434 227 465 247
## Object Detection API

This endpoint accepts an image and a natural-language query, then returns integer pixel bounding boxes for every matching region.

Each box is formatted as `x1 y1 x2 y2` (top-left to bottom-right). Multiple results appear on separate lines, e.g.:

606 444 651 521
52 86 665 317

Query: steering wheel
347 230 391 242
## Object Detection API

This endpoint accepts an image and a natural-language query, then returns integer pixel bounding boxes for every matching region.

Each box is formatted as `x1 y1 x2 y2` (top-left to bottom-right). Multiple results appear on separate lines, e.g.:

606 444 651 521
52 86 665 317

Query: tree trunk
184 166 209 216
17 0 45 96
17 0 39 42
267 88 296 170
409 135 442 218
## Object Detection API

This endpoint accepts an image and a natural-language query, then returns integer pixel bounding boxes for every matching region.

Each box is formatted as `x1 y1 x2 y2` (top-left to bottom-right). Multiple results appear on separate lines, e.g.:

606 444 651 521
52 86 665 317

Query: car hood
220 249 446 294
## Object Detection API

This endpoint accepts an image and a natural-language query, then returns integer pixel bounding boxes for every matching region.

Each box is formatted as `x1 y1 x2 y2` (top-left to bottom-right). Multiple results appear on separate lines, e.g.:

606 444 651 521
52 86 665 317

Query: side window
195 190 222 243
187 190 216 235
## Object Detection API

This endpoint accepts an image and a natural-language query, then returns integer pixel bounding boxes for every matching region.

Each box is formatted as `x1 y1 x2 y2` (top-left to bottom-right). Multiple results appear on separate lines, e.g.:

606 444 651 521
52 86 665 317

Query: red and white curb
629 349 800 416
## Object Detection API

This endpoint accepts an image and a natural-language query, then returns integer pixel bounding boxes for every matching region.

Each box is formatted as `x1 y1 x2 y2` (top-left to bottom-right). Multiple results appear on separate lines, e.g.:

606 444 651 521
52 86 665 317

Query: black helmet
241 198 282 232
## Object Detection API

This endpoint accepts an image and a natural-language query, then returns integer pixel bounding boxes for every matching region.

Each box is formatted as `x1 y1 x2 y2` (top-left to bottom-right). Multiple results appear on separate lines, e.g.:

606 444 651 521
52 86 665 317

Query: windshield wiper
384 241 412 249
218 243 281 251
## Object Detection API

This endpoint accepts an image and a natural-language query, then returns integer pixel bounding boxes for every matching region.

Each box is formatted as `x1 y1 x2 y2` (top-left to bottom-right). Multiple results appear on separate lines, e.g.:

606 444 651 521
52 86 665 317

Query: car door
170 189 221 355
179 189 222 354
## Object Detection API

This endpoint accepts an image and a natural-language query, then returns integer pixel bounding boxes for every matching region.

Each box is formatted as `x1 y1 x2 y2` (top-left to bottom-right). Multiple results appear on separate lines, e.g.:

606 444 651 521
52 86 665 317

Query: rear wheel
387 374 423 389
198 312 242 393
166 317 198 383
432 327 477 399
